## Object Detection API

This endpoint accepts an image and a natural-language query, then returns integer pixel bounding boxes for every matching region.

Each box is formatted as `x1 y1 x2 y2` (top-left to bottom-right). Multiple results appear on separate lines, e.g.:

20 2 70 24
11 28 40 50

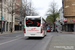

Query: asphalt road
0 32 75 50
0 32 53 50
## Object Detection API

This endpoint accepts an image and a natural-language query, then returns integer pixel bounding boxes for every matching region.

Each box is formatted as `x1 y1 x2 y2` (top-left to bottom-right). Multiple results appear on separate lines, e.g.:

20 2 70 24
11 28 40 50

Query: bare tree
22 0 38 18
6 0 15 32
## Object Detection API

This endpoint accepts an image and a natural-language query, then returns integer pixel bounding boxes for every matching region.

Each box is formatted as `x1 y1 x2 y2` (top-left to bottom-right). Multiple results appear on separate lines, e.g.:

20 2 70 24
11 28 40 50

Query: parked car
47 26 51 32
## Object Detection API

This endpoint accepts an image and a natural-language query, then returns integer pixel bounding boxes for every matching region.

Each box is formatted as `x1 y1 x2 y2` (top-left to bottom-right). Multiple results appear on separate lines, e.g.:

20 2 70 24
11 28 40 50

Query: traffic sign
1 16 4 19
56 18 59 21
24 26 25 28
64 18 67 21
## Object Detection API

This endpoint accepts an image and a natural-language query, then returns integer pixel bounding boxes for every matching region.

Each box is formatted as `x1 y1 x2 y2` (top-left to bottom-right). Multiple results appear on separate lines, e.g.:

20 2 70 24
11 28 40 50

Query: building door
6 22 8 31
65 24 68 32
65 24 74 32
3 22 5 32
68 24 74 32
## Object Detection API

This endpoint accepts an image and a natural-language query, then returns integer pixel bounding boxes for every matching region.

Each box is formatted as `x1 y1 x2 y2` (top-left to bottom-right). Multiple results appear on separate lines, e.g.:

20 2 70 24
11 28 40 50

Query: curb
46 35 54 50
58 31 75 33
0 31 23 35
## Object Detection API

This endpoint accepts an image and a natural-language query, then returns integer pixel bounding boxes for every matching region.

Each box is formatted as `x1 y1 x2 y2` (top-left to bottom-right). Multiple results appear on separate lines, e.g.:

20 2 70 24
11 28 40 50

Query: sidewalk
51 31 75 34
0 31 23 35
58 31 75 34
47 34 75 50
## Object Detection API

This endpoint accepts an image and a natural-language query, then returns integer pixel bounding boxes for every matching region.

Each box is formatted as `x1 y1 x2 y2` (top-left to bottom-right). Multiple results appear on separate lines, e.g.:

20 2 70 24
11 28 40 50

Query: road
0 32 75 50
0 32 53 50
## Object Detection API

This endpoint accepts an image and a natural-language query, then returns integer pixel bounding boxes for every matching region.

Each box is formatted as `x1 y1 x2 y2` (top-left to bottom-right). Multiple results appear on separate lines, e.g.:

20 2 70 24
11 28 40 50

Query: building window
4 0 6 4
4 8 6 12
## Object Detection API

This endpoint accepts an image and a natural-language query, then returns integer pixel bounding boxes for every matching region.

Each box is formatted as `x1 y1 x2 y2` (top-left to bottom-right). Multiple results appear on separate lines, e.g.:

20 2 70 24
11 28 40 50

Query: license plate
31 34 35 35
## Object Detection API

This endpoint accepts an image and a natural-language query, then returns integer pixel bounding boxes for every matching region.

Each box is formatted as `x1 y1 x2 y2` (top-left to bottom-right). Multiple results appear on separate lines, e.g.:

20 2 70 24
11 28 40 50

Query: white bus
24 16 47 37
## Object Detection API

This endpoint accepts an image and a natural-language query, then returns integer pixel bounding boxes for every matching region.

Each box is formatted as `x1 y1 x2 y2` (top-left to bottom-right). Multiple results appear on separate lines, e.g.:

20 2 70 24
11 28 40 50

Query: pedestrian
1 28 3 34
11 28 12 33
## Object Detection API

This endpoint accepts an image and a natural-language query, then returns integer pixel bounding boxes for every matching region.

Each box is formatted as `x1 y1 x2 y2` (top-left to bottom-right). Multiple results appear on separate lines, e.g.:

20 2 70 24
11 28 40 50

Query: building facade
59 7 66 31
15 0 22 31
59 7 64 25
0 0 15 32
63 0 75 32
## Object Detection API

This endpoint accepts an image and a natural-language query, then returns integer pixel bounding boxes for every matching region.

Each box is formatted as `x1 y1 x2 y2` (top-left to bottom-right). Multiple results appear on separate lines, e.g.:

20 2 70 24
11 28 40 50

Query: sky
31 0 62 20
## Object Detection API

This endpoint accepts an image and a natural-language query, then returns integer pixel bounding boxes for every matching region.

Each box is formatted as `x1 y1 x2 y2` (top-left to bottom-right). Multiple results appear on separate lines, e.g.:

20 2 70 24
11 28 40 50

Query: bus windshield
26 18 41 27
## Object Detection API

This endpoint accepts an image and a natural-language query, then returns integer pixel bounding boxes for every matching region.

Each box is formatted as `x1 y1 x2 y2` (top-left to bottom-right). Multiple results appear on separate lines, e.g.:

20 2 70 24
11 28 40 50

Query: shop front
64 18 75 32
65 23 74 32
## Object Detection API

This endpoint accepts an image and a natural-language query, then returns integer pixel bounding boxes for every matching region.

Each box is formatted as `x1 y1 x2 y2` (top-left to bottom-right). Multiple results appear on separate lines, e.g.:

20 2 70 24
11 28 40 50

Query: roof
26 16 41 18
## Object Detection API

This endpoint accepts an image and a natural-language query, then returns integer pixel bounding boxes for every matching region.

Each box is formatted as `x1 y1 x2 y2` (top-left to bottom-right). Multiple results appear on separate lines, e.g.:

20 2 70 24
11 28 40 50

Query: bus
24 16 47 37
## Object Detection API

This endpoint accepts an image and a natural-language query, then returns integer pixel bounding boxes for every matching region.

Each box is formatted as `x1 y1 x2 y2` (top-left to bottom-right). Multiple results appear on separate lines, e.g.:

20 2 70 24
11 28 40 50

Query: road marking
0 33 11 35
16 35 21 37
0 37 17 38
0 36 4 37
0 37 22 45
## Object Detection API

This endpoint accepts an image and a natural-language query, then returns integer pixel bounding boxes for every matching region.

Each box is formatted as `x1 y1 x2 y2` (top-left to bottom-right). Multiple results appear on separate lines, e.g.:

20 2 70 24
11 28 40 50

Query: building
59 7 64 25
0 0 15 32
15 0 22 31
63 0 75 32
59 7 66 31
